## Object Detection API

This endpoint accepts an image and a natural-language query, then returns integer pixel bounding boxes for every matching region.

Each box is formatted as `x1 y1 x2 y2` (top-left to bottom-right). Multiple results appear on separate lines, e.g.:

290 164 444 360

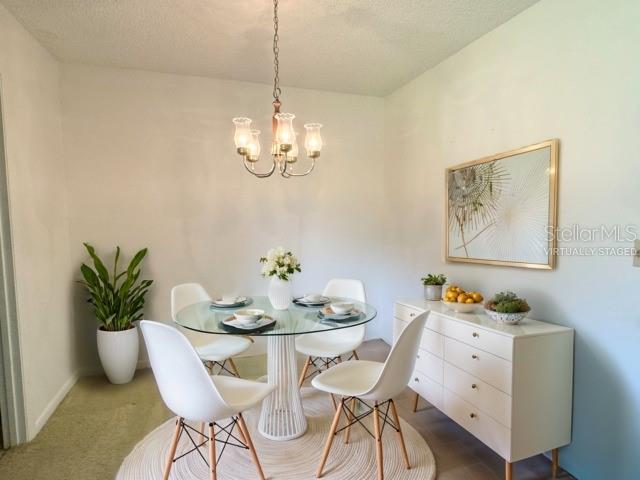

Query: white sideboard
394 299 574 480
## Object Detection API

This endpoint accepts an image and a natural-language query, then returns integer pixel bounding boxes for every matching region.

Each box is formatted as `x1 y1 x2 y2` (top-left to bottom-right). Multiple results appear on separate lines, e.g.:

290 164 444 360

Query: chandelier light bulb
233 117 252 155
287 131 299 162
247 129 261 161
304 123 323 158
275 113 295 152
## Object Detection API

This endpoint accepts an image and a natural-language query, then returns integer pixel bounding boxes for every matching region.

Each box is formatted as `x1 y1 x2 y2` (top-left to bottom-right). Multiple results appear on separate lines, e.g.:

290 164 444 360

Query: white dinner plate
211 296 249 308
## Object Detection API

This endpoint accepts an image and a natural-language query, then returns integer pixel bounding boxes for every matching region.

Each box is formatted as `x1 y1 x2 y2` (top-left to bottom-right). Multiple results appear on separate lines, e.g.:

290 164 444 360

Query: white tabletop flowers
260 247 302 309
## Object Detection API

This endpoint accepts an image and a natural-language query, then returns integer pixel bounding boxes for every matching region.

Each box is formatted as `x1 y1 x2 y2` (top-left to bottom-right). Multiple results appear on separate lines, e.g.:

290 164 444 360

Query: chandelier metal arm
282 158 316 177
243 158 276 178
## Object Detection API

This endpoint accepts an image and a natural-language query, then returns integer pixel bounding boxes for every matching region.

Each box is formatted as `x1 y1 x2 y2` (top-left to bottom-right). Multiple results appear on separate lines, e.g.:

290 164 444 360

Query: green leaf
83 243 110 285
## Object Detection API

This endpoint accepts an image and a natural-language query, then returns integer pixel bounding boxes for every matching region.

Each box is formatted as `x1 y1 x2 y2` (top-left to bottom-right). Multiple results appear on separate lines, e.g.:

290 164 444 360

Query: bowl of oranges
442 285 483 313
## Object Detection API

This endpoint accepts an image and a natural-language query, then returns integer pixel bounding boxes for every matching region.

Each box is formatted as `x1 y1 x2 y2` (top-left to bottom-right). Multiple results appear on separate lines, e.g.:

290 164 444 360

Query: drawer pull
416 354 420 359
472 354 479 359
471 384 478 389
470 413 477 419
410 313 416 317
414 377 419 382
472 332 479 338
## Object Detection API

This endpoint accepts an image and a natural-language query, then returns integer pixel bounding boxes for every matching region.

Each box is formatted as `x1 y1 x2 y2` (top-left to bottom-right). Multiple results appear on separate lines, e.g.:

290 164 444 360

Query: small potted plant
484 291 530 324
421 273 448 301
260 247 301 310
79 243 153 384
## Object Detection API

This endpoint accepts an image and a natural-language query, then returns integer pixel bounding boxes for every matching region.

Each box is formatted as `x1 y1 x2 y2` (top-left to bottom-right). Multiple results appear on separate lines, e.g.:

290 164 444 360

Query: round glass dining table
175 296 377 441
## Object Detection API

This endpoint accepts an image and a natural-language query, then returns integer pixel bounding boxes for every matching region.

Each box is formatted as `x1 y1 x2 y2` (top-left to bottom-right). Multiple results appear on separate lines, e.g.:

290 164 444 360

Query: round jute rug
117 388 436 479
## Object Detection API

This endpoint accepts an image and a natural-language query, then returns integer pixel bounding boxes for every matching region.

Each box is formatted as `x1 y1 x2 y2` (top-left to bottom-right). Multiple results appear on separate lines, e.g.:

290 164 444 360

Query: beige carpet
118 388 436 479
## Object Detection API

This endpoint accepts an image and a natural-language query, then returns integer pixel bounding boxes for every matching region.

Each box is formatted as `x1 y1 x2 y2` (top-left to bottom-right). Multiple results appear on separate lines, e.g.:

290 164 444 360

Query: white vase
97 325 139 384
268 277 292 310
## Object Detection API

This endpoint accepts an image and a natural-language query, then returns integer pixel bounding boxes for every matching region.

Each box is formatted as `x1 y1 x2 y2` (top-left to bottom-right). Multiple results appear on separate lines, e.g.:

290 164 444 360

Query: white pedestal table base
258 335 307 441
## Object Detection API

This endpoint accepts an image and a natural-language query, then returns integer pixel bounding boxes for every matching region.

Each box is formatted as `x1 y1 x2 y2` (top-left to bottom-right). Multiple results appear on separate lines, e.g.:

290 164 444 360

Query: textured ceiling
1 0 540 96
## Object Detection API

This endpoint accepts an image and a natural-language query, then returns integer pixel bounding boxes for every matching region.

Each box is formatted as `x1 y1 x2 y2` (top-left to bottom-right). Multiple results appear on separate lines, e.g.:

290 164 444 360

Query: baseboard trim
32 370 80 440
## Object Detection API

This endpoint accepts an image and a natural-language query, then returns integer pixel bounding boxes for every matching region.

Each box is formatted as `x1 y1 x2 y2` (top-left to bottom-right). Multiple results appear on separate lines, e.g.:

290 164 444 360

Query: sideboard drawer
438 314 513 361
443 389 510 460
411 371 443 410
394 303 423 323
444 362 512 427
444 337 513 395
415 349 443 384
421 328 444 357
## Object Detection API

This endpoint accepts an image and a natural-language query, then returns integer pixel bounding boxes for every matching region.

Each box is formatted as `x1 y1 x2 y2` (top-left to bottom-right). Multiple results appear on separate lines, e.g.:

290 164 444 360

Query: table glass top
174 296 376 336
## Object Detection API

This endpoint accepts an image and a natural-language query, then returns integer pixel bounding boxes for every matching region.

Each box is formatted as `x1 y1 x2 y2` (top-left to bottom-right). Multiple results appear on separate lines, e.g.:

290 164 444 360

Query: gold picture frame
445 139 559 270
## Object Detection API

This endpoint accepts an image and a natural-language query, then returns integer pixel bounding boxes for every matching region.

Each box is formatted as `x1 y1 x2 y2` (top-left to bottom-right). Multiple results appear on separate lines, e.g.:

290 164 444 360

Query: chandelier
232 0 323 178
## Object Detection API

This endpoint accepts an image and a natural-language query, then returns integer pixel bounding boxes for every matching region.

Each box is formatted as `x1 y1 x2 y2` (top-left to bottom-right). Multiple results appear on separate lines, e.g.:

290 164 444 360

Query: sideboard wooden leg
552 448 559 478
504 460 512 480
412 392 420 412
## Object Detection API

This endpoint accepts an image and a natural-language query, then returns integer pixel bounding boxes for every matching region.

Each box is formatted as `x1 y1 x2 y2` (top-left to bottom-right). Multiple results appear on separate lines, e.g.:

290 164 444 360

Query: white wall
61 65 386 370
0 4 76 440
384 0 640 478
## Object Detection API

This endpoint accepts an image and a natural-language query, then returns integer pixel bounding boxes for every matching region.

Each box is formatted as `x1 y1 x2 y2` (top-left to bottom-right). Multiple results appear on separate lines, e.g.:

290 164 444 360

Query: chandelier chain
272 0 281 101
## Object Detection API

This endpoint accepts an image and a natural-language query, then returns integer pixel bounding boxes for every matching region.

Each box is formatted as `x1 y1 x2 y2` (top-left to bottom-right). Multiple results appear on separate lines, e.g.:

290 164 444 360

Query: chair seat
311 360 384 398
295 332 362 358
195 336 252 362
211 375 275 413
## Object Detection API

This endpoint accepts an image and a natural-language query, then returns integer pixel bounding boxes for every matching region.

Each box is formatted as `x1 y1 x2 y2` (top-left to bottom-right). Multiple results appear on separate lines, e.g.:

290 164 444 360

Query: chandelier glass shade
232 0 323 178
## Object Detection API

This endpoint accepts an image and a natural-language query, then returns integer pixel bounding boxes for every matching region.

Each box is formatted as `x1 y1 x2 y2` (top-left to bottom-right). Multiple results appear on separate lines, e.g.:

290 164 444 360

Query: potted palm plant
79 243 153 384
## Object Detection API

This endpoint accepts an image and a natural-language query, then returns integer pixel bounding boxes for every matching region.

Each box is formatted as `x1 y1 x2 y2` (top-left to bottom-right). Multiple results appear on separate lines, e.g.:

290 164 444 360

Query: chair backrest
140 320 234 421
322 278 367 342
323 278 366 302
362 311 429 401
171 283 211 321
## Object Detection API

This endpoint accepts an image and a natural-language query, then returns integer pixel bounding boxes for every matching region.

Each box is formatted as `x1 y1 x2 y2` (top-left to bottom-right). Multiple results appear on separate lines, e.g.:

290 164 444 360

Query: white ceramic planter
268 277 291 310
97 325 139 384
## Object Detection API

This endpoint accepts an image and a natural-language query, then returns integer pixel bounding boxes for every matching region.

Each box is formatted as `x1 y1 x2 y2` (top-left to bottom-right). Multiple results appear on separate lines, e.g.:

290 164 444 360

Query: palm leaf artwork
448 162 510 257
78 243 153 332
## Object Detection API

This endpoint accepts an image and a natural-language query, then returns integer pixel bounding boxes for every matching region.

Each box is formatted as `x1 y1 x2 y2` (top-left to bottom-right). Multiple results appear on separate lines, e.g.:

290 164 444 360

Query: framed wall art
445 139 559 269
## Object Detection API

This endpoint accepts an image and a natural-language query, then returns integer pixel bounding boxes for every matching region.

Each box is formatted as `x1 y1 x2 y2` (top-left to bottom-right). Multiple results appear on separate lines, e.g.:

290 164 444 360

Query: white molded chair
312 311 429 480
296 279 367 388
171 283 252 377
141 321 274 480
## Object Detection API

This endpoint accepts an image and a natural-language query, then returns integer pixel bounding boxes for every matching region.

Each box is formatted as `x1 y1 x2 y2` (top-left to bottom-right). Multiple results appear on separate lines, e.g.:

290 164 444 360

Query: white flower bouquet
259 247 302 281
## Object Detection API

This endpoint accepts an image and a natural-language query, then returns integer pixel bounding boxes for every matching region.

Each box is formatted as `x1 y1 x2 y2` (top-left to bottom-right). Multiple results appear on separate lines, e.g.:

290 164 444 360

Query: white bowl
330 302 354 314
233 309 264 325
303 293 325 303
441 300 480 314
485 309 529 325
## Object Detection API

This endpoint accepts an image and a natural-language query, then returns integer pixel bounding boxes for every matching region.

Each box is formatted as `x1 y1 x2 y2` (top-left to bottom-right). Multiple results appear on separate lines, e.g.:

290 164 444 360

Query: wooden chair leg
299 356 312 388
552 448 559 478
235 417 247 444
505 460 512 480
412 392 420 413
208 422 217 480
199 422 206 438
373 403 384 480
238 413 266 480
344 397 357 444
227 358 241 377
163 417 183 480
330 393 338 410
390 399 410 469
317 398 344 478
352 350 359 360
